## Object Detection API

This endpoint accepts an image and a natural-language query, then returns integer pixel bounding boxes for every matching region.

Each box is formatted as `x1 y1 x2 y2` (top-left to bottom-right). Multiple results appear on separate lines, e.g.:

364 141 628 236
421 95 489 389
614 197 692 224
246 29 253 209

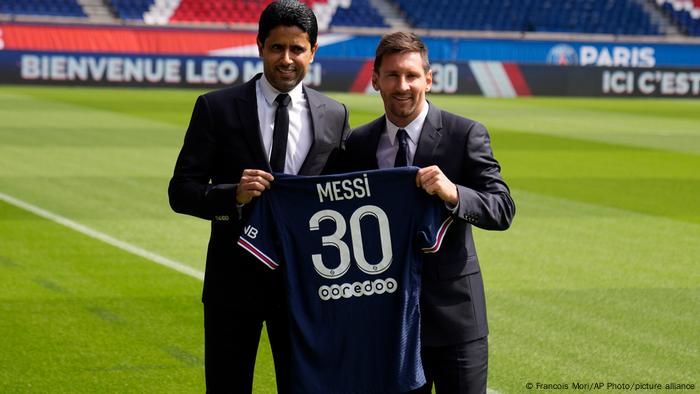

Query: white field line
0 191 204 281
0 191 505 394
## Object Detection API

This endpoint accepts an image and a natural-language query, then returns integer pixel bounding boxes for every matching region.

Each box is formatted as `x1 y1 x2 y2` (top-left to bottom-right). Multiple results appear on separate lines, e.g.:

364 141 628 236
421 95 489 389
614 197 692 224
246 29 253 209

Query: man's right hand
236 169 274 204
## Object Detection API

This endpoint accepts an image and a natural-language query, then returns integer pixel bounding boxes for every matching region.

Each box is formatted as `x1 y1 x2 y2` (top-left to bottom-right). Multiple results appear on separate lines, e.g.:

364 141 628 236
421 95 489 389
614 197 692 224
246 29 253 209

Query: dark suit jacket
342 103 515 346
169 74 349 303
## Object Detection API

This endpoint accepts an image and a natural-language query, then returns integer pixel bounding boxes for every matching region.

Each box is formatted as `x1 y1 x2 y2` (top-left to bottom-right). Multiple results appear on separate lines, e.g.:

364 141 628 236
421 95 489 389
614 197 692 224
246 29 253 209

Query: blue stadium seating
394 0 661 35
0 0 86 17
661 2 700 37
330 0 389 28
2 0 694 38
110 0 155 20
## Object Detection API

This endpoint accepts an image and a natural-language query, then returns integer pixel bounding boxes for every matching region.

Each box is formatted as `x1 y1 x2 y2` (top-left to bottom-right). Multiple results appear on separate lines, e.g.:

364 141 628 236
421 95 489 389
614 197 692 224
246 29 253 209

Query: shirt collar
386 101 429 146
260 74 304 108
385 101 430 146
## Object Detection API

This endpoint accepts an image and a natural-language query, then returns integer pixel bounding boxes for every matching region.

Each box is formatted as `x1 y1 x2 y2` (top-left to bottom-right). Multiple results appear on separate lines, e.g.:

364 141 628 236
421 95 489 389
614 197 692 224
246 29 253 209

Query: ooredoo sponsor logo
318 278 398 301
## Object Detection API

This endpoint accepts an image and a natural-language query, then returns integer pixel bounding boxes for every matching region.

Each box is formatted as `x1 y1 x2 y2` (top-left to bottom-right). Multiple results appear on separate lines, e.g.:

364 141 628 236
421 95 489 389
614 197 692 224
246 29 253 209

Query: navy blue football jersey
238 167 452 394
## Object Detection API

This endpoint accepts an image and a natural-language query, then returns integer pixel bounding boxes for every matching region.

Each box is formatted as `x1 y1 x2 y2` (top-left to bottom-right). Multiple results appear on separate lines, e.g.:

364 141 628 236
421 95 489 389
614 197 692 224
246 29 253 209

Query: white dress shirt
256 75 313 174
376 102 459 212
376 102 430 169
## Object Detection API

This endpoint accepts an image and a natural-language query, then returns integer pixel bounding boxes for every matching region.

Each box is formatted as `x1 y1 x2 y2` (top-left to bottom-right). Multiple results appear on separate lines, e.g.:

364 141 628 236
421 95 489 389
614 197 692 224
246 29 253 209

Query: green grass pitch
0 85 698 393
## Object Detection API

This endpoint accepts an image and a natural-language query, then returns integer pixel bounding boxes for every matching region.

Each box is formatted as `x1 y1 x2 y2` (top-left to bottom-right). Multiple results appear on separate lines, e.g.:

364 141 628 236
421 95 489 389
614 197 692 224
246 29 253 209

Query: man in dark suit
342 32 515 394
168 1 349 392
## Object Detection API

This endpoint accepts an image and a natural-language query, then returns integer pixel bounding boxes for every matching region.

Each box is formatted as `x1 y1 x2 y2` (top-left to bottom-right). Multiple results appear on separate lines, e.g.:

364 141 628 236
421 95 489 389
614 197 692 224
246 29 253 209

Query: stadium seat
169 0 330 25
656 0 700 36
329 0 389 28
395 0 662 35
4 0 682 37
120 0 386 29
0 0 86 18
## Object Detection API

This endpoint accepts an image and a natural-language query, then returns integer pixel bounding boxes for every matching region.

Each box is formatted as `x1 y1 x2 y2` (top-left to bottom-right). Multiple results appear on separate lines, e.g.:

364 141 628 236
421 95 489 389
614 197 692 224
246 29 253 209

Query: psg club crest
546 44 578 66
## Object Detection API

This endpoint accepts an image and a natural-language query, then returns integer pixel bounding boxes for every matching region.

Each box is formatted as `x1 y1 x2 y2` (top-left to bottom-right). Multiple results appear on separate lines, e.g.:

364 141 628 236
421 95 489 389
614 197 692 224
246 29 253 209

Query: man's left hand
416 165 458 205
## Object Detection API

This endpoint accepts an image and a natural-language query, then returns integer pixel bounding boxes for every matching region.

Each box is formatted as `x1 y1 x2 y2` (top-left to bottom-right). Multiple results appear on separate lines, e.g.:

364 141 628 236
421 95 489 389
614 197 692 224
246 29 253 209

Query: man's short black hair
258 0 318 47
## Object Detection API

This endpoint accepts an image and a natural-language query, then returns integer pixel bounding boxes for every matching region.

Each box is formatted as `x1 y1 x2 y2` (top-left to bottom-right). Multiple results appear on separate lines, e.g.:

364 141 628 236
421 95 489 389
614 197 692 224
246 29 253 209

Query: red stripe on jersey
238 237 278 270
422 216 454 254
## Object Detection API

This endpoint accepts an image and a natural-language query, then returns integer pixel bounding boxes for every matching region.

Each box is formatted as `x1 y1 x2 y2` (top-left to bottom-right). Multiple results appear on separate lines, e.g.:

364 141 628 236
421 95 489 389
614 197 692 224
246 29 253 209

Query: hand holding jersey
416 165 459 206
236 169 274 204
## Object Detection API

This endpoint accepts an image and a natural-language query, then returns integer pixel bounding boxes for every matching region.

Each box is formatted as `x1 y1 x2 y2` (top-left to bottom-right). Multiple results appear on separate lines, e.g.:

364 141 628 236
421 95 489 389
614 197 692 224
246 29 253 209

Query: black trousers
202 270 290 394
413 336 488 394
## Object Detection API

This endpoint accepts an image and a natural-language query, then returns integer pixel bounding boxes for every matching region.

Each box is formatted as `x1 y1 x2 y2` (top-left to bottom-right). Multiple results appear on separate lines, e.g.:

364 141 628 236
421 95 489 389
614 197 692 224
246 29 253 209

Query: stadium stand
657 0 700 36
168 0 321 25
330 0 389 28
394 0 662 35
110 0 378 29
170 0 262 24
111 0 155 21
2 0 700 38
166 0 388 29
109 0 384 29
0 0 86 18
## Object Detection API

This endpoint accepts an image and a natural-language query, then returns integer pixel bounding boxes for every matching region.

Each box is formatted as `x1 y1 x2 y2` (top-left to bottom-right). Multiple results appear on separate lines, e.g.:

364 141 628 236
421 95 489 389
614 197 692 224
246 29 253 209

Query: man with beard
342 32 515 394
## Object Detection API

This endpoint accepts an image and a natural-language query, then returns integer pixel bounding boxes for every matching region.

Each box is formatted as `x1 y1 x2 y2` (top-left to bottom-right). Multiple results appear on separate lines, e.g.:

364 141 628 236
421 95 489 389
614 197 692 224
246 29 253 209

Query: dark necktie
270 93 291 173
394 128 409 167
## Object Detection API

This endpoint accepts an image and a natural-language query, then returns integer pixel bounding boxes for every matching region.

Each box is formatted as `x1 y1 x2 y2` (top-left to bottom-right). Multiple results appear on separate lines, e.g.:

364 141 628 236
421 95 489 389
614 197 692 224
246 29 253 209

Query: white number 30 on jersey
309 205 393 279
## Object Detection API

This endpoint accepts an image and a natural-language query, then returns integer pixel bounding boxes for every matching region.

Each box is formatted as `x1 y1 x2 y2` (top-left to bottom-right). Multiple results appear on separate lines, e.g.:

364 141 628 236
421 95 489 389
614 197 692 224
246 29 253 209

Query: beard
386 97 418 124
266 65 303 92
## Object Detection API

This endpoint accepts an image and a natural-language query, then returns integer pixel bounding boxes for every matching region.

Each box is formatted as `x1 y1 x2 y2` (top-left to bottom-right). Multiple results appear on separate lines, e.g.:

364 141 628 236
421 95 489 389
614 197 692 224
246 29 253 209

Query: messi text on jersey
316 173 371 203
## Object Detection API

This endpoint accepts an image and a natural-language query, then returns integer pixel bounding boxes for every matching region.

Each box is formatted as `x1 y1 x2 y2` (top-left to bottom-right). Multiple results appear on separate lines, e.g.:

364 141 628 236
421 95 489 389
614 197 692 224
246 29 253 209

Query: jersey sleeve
417 198 454 254
237 197 281 270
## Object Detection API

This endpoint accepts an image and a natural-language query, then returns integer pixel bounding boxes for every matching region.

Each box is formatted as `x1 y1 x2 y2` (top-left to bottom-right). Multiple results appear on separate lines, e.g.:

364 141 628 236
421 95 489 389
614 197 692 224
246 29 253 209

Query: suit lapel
365 117 384 169
413 103 443 167
348 116 389 170
235 74 271 171
298 87 327 175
